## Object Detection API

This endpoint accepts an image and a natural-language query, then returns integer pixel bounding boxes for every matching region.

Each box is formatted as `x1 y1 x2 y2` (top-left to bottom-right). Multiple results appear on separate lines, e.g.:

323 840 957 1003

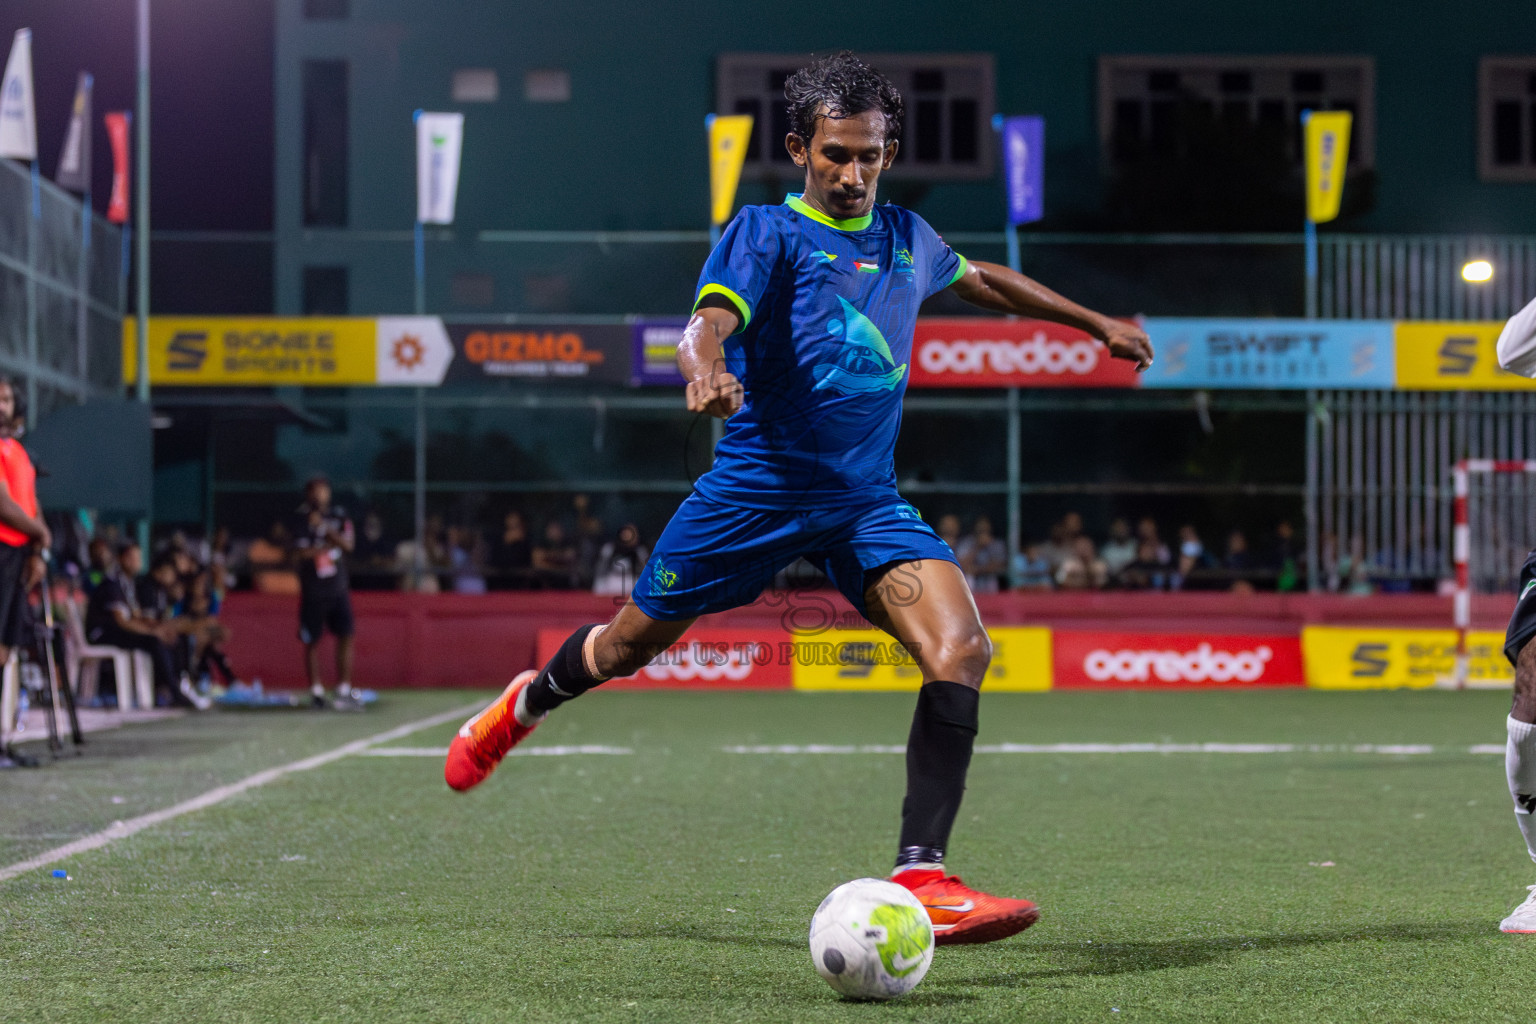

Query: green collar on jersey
785 194 874 232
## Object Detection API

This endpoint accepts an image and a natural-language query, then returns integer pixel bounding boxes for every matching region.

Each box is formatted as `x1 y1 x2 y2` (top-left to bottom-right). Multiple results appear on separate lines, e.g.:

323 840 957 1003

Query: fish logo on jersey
813 296 907 395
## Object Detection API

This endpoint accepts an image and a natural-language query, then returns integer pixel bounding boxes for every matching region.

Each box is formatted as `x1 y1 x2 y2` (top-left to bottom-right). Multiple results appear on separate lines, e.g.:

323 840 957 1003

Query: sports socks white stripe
1506 716 1536 863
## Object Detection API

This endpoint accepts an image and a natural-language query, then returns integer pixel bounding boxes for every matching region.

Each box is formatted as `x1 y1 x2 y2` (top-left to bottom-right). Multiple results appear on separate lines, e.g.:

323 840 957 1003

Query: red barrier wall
219 590 1513 690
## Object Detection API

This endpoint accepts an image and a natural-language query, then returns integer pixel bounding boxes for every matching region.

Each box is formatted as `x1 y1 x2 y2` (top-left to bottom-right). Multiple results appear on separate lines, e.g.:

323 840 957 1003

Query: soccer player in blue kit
446 51 1154 944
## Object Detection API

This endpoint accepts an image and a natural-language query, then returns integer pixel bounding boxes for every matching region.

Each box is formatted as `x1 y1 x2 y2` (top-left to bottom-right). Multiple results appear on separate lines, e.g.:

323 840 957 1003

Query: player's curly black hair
785 51 904 146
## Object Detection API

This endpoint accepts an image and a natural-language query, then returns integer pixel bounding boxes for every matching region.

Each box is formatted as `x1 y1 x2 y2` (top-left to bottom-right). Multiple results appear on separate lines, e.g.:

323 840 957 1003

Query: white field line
363 745 633 757
0 702 481 885
723 743 1507 755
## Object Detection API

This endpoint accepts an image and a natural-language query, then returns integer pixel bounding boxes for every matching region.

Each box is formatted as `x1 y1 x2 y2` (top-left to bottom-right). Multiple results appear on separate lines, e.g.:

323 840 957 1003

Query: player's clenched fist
686 370 743 419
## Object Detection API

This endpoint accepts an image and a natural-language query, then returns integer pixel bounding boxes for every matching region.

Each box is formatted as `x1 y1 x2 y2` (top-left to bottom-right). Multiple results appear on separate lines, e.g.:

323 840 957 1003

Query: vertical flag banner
55 72 93 192
1304 110 1352 224
0 28 37 160
104 111 130 223
1001 115 1044 225
415 111 464 225
707 114 753 226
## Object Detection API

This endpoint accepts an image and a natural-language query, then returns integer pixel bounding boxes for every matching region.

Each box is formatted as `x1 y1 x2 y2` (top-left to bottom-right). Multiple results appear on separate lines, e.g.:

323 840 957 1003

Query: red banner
1052 631 1305 688
908 318 1142 388
104 111 130 224
535 628 792 689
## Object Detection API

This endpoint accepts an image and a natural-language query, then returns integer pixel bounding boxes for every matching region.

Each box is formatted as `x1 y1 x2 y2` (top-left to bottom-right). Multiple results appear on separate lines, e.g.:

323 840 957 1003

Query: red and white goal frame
1451 458 1536 687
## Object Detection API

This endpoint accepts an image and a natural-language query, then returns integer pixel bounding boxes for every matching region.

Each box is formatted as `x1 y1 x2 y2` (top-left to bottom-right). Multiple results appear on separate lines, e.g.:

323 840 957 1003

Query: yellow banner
1302 626 1512 689
791 627 1052 692
125 318 378 386
1304 111 1352 223
1394 321 1536 390
708 114 754 227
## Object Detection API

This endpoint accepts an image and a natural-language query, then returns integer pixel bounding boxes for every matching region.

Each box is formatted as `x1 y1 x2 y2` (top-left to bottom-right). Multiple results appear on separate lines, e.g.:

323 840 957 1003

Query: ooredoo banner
446 323 631 384
1051 631 1304 688
908 319 1141 388
534 629 792 689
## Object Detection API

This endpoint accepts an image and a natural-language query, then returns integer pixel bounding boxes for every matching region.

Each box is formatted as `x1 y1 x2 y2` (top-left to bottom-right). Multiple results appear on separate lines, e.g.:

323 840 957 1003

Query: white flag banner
0 28 37 161
376 316 454 385
415 111 464 224
56 71 92 192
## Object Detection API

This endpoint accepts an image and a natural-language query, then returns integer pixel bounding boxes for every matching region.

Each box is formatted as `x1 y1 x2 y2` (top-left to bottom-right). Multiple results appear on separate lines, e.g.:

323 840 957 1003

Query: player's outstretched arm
949 260 1154 371
678 305 745 419
1496 295 1536 377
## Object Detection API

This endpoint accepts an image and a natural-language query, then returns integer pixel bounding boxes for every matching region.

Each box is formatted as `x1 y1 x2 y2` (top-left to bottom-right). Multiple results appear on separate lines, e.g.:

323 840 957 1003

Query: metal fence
0 158 125 420
1318 235 1536 322
1307 390 1536 593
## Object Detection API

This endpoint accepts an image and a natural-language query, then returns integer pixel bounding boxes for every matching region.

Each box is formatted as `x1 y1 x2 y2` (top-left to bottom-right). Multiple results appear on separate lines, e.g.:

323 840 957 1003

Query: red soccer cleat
893 868 1040 945
444 671 542 792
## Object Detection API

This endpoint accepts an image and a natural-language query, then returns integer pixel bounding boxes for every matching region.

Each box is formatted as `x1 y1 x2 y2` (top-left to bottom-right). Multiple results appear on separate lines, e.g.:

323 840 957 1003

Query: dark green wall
273 0 1536 314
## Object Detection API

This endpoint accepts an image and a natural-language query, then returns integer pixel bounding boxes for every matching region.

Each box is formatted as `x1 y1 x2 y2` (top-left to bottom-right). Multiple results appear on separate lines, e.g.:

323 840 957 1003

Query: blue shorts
631 491 958 621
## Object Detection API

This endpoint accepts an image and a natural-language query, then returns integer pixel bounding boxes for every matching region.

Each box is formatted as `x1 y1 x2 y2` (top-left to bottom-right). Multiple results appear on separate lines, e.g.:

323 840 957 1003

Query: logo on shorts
894 504 923 521
1522 580 1536 603
813 296 907 396
651 557 679 591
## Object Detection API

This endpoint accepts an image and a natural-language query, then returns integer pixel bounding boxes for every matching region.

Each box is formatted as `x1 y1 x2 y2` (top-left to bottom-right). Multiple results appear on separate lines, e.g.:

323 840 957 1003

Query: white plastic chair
62 600 151 710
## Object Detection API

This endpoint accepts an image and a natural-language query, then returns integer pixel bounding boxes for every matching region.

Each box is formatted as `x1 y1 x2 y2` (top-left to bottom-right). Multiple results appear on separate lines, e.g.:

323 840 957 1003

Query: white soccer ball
809 877 935 1000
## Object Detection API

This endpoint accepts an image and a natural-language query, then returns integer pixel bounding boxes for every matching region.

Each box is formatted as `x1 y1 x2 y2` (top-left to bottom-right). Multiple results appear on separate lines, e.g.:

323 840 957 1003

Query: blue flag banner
1140 319 1396 389
1002 115 1044 225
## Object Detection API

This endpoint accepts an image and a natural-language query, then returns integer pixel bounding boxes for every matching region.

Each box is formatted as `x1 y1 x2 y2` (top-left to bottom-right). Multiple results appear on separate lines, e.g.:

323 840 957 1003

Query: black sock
896 680 979 871
524 623 608 716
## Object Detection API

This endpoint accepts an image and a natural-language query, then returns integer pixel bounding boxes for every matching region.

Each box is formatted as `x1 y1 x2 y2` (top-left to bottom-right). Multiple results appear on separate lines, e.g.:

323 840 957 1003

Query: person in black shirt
289 475 358 708
85 542 202 708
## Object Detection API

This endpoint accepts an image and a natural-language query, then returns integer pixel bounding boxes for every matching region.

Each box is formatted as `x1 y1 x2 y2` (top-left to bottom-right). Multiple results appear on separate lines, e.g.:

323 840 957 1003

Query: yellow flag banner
1304 110 1352 224
708 114 754 227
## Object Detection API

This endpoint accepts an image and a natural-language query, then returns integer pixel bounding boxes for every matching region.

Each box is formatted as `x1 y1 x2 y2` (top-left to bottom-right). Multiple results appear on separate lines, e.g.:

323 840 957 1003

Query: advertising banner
1303 110 1352 224
1052 631 1304 689
535 628 792 689
415 111 464 225
124 317 453 387
631 318 688 386
1302 626 1512 689
1140 318 1394 389
790 627 1051 691
1001 115 1044 226
708 114 754 227
104 111 130 224
54 72 91 193
446 322 631 384
1394 321 1533 390
909 319 1141 389
0 29 36 161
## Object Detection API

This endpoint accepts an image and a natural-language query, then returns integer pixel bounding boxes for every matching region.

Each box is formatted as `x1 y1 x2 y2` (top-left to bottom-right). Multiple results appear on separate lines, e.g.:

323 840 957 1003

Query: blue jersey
691 194 966 509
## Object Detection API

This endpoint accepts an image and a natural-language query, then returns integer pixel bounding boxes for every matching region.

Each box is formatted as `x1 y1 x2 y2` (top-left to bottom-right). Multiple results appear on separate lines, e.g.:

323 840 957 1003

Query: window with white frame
1097 55 1375 169
1480 58 1536 182
716 53 994 181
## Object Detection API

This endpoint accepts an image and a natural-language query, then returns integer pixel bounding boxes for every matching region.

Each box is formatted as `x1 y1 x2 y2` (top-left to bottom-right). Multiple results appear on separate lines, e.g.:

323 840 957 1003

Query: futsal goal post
1451 458 1536 688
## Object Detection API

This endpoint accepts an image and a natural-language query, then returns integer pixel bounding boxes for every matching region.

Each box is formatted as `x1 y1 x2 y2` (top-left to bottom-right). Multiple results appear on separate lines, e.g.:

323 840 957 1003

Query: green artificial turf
2 689 1533 1022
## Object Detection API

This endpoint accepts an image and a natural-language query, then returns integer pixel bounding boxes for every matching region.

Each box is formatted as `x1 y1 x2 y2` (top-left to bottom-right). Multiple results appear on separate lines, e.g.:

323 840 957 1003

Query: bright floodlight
1462 260 1494 283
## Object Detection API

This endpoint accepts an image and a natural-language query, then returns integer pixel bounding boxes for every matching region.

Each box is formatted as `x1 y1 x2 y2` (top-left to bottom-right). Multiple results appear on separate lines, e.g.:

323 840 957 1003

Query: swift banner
1302 626 1512 689
910 319 1141 388
1140 318 1395 389
1001 115 1044 225
124 317 453 386
447 323 630 383
708 114 753 227
1304 110 1352 224
1052 631 1304 688
1394 321 1535 390
791 627 1052 691
535 629 792 689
